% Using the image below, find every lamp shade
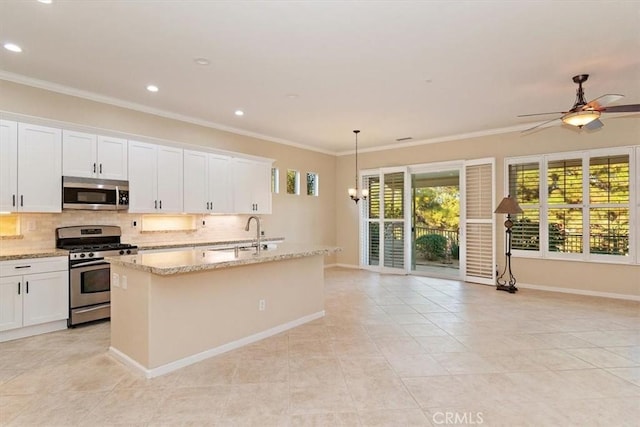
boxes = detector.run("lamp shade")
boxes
[561,110,601,127]
[495,195,523,214]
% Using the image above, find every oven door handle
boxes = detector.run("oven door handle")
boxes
[71,260,110,268]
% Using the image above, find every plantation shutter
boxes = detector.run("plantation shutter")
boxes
[463,159,495,285]
[382,172,405,269]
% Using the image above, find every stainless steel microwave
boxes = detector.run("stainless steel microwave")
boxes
[62,176,129,211]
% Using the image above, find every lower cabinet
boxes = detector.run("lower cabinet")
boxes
[0,257,68,335]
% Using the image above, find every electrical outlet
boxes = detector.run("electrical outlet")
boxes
[258,299,266,311]
[112,273,120,287]
[121,275,128,290]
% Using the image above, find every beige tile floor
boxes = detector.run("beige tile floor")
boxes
[1,267,639,426]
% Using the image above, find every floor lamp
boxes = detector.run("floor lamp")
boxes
[495,195,523,293]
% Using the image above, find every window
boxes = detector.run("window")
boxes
[271,168,279,194]
[506,148,636,263]
[286,169,300,195]
[306,172,319,196]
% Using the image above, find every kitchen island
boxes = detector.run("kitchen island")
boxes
[106,243,339,377]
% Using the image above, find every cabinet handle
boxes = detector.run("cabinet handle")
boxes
[99,163,103,174]
[206,202,209,210]
[14,265,31,269]
[12,194,15,207]
[20,195,23,207]
[18,282,20,295]
[26,281,29,294]
[93,162,96,173]
[210,202,213,211]
[159,200,162,209]
[154,200,157,209]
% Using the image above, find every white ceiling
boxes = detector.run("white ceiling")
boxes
[1,1,639,154]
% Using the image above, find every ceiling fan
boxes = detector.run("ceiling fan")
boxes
[519,74,640,132]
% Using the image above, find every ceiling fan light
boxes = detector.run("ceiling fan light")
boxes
[562,110,601,127]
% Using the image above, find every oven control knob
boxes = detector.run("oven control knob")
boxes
[80,253,86,258]
[126,249,132,254]
[119,250,125,255]
[88,252,94,258]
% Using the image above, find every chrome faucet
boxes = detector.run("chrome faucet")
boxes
[245,215,261,254]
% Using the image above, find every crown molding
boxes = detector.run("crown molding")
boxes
[0,71,336,156]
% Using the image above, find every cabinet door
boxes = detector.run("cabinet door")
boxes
[128,140,158,212]
[97,136,128,180]
[22,271,68,327]
[62,130,97,178]
[232,158,255,214]
[0,120,18,212]
[0,276,22,332]
[251,161,272,214]
[208,154,232,213]
[183,150,208,213]
[17,123,62,212]
[157,146,183,213]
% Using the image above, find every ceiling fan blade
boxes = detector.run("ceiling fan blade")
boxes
[521,117,561,133]
[517,111,566,117]
[584,118,604,131]
[584,94,624,110]
[602,104,640,113]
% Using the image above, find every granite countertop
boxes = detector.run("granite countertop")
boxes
[137,237,285,251]
[0,248,69,261]
[106,242,341,276]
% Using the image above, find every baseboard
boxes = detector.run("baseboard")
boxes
[109,310,325,378]
[330,263,360,269]
[517,282,640,302]
[0,320,68,343]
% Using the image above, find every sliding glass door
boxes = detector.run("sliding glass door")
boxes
[410,168,461,279]
[360,159,495,285]
[361,168,408,273]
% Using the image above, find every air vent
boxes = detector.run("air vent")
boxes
[396,137,413,142]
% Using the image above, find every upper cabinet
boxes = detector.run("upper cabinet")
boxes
[128,141,183,213]
[0,120,62,213]
[62,130,127,180]
[232,158,272,214]
[183,150,232,214]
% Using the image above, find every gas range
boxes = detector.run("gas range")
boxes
[55,225,138,327]
[66,243,137,261]
[56,225,138,261]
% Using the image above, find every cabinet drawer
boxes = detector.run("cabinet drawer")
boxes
[0,257,68,277]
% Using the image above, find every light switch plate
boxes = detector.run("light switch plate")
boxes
[112,273,120,287]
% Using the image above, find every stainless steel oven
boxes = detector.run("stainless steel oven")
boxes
[69,259,111,323]
[56,225,137,327]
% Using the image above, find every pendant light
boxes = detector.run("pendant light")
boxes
[348,130,368,203]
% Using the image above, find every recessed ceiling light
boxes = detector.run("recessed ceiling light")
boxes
[3,43,22,53]
[234,110,244,116]
[194,57,210,66]
[37,0,53,4]
[286,94,299,99]
[146,85,159,93]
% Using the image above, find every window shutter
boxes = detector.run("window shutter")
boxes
[464,161,495,284]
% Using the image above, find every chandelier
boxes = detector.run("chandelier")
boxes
[347,130,368,203]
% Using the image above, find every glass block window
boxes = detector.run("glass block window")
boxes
[306,172,319,196]
[286,169,300,195]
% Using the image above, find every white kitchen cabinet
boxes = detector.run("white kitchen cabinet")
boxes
[63,130,127,180]
[128,141,183,213]
[0,122,62,213]
[0,257,68,335]
[0,276,22,331]
[232,158,272,214]
[183,150,232,213]
[0,120,18,212]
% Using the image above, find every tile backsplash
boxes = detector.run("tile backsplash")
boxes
[0,212,264,250]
